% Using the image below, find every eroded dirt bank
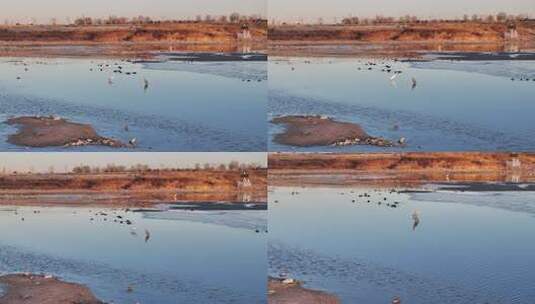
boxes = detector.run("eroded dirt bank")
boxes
[0,22,267,57]
[269,22,535,43]
[0,274,103,304]
[268,21,535,57]
[0,169,267,206]
[0,22,266,44]
[269,152,535,186]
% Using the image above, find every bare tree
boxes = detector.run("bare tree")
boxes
[229,13,241,23]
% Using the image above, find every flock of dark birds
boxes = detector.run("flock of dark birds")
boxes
[13,208,152,243]
[511,76,535,81]
[280,58,535,88]
[12,59,151,92]
[90,61,150,91]
[273,188,421,231]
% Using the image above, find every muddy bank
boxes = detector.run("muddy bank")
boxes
[5,116,124,148]
[0,191,267,207]
[268,41,535,58]
[268,277,339,304]
[0,43,267,59]
[272,115,394,147]
[0,274,103,304]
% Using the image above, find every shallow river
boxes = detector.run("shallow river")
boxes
[0,205,267,303]
[269,185,535,304]
[0,54,267,151]
[269,56,535,152]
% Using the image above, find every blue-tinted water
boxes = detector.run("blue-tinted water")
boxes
[0,56,267,151]
[269,185,535,304]
[269,56,535,152]
[0,206,267,303]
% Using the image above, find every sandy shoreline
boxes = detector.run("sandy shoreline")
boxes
[0,274,103,304]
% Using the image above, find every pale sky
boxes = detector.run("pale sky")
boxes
[269,0,535,23]
[1,0,266,24]
[0,153,267,173]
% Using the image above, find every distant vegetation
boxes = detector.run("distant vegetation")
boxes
[339,12,532,26]
[0,161,265,175]
[3,13,266,27]
[272,12,533,26]
[69,161,264,174]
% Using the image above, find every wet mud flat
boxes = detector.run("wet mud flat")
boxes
[271,115,395,147]
[268,277,339,304]
[5,116,124,148]
[0,274,103,304]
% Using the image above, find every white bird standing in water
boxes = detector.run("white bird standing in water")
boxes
[129,138,137,147]
[411,77,417,89]
[108,75,114,85]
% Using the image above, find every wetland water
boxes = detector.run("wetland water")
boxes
[0,54,267,151]
[269,185,535,304]
[0,204,267,303]
[269,55,535,152]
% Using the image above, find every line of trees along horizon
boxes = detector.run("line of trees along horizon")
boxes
[3,13,267,26]
[270,12,533,26]
[0,161,266,175]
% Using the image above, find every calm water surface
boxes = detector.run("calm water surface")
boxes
[269,56,535,152]
[0,205,267,303]
[269,185,535,304]
[0,55,267,151]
